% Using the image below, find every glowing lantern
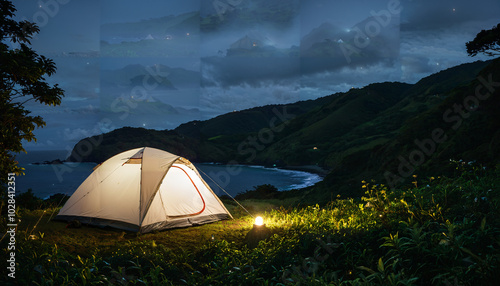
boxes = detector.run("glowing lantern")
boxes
[246,216,270,248]
[255,216,264,226]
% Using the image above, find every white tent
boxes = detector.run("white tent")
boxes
[56,147,232,233]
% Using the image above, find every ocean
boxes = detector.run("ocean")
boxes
[14,150,322,199]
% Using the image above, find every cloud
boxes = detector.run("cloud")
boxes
[401,0,500,31]
[201,17,400,90]
[400,55,433,78]
[200,0,299,30]
[47,56,100,101]
[202,56,300,88]
[63,128,100,142]
[15,0,500,151]
[200,0,499,94]
[399,16,499,82]
[300,61,404,96]
[102,0,200,24]
[200,58,407,113]
[201,82,301,113]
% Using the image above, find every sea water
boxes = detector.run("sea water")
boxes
[15,150,96,199]
[196,164,322,196]
[13,150,322,199]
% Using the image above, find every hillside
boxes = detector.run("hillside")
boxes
[68,59,499,202]
[306,59,499,201]
[175,96,333,138]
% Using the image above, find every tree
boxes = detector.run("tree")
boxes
[0,0,64,185]
[466,23,500,57]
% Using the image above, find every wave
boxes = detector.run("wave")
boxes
[278,173,323,191]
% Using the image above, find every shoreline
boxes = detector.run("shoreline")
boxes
[279,165,330,178]
[199,162,329,178]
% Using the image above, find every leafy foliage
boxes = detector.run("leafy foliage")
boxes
[466,23,500,57]
[234,184,280,200]
[5,165,499,285]
[0,0,64,184]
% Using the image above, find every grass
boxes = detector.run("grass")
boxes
[2,162,500,285]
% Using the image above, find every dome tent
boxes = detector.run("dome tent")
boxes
[56,147,232,233]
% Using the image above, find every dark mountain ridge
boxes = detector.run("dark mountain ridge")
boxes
[67,59,499,202]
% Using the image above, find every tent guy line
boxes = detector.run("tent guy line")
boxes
[197,166,254,218]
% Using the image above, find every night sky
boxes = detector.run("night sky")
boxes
[9,0,500,151]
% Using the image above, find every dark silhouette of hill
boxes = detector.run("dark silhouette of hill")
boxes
[68,59,499,203]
